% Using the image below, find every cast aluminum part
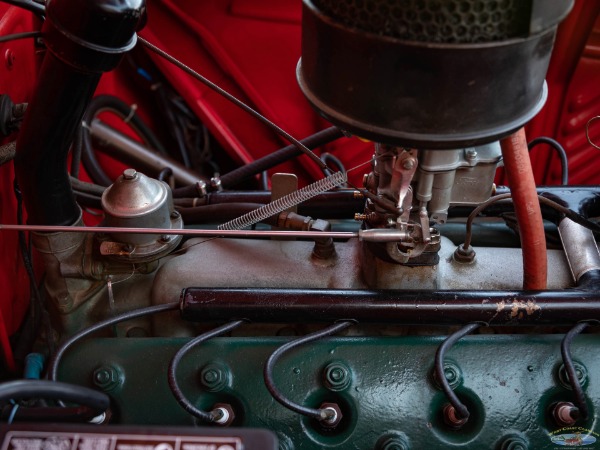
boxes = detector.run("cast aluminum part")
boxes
[150,236,573,335]
[558,218,600,282]
[362,143,501,261]
[416,143,503,224]
[100,169,183,262]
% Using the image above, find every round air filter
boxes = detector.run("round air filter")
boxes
[297,0,573,149]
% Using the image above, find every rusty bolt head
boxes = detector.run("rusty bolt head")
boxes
[442,404,468,429]
[319,402,343,428]
[453,244,476,264]
[552,402,580,427]
[212,403,235,426]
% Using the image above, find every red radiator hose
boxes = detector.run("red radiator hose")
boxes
[500,128,548,289]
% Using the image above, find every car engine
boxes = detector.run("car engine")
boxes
[0,0,599,449]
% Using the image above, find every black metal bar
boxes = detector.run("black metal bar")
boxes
[180,288,600,326]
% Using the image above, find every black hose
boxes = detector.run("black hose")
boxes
[0,0,45,18]
[158,167,173,182]
[168,321,245,422]
[560,322,592,420]
[73,190,102,210]
[80,95,169,186]
[69,177,105,196]
[177,203,277,225]
[70,123,83,179]
[528,137,569,186]
[1,404,99,422]
[0,380,109,416]
[321,152,347,175]
[218,127,344,189]
[171,127,344,197]
[263,321,353,421]
[47,302,179,382]
[434,323,481,420]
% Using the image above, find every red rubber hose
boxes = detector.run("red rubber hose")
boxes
[500,128,548,290]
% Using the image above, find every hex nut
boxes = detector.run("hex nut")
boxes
[558,362,587,390]
[323,362,351,391]
[376,433,410,450]
[453,244,476,264]
[92,365,124,392]
[200,363,230,392]
[432,363,462,390]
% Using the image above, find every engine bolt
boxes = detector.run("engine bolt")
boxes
[453,244,476,264]
[465,149,478,160]
[376,433,410,450]
[200,363,230,392]
[92,365,124,392]
[558,362,587,390]
[402,158,415,170]
[552,401,580,427]
[432,363,462,390]
[122,168,137,180]
[159,234,172,243]
[276,433,295,450]
[442,403,468,429]
[499,435,529,450]
[323,362,351,391]
[170,210,180,219]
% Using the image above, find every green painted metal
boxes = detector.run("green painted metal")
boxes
[58,335,600,449]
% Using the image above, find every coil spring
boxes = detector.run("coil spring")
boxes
[218,171,348,231]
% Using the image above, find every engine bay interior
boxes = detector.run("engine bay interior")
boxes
[0,0,599,449]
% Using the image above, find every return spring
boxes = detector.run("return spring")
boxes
[218,171,348,230]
